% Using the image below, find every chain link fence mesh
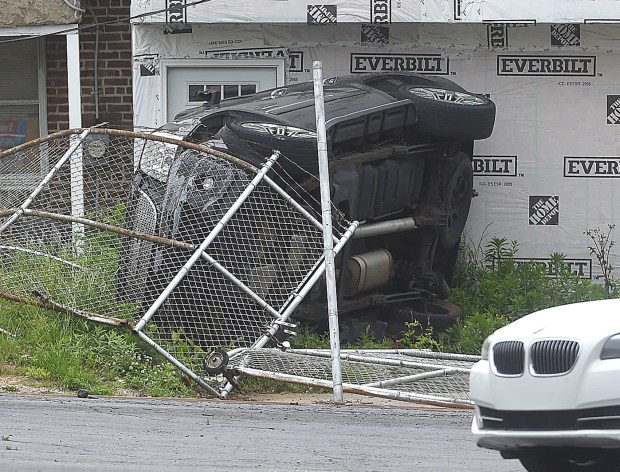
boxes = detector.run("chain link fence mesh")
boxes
[0,128,350,372]
[230,348,476,406]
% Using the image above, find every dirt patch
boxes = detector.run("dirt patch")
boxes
[0,374,143,398]
[233,390,461,409]
[0,374,68,396]
[0,374,460,410]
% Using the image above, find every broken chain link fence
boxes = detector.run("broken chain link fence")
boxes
[0,128,476,406]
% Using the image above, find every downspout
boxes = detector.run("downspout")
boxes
[85,4,100,120]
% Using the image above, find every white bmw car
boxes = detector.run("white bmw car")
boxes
[470,298,620,472]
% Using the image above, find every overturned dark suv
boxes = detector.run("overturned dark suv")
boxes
[120,72,495,343]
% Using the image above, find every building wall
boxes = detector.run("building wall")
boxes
[46,37,70,132]
[46,0,133,132]
[0,0,82,26]
[132,22,620,281]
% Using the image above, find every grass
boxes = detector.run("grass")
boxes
[0,301,194,397]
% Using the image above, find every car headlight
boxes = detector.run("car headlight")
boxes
[139,133,183,182]
[183,153,240,212]
[601,333,620,359]
[481,336,491,360]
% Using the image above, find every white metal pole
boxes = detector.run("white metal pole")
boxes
[66,31,84,252]
[312,61,344,404]
[66,32,82,129]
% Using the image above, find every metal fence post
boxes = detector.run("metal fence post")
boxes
[313,61,344,404]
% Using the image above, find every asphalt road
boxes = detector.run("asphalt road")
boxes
[0,395,524,472]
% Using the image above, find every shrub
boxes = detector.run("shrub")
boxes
[443,232,617,354]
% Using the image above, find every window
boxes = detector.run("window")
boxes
[0,36,46,202]
[187,83,258,103]
[0,37,44,152]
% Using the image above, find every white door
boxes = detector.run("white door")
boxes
[164,60,285,122]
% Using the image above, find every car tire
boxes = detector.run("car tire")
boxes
[411,298,465,331]
[518,448,620,472]
[223,121,321,175]
[432,243,459,285]
[439,152,473,249]
[397,86,496,140]
[384,298,465,336]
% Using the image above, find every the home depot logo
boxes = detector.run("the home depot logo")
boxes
[473,155,517,176]
[551,24,580,47]
[361,24,390,44]
[136,55,159,76]
[370,0,391,23]
[529,196,559,225]
[487,24,508,49]
[166,0,186,24]
[564,157,620,177]
[497,55,596,76]
[607,95,620,124]
[351,53,449,74]
[308,5,337,24]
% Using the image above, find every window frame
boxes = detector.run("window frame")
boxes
[0,36,47,142]
[0,35,48,189]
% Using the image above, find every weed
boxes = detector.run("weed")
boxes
[439,309,511,355]
[0,301,195,397]
[24,366,50,380]
[235,375,330,396]
[484,236,519,268]
[0,214,618,396]
[291,326,331,349]
[585,224,616,295]
[397,321,442,351]
[349,325,392,349]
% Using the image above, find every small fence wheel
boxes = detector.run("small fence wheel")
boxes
[203,348,229,375]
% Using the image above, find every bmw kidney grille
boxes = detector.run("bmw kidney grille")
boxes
[492,339,580,376]
[530,340,580,375]
[493,341,525,375]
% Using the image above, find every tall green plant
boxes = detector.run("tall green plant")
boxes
[484,236,519,268]
[445,234,611,354]
[585,224,616,295]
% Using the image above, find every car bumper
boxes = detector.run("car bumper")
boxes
[470,357,620,452]
[470,357,620,411]
[471,415,620,451]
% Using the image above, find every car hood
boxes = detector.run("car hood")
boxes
[490,298,620,343]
